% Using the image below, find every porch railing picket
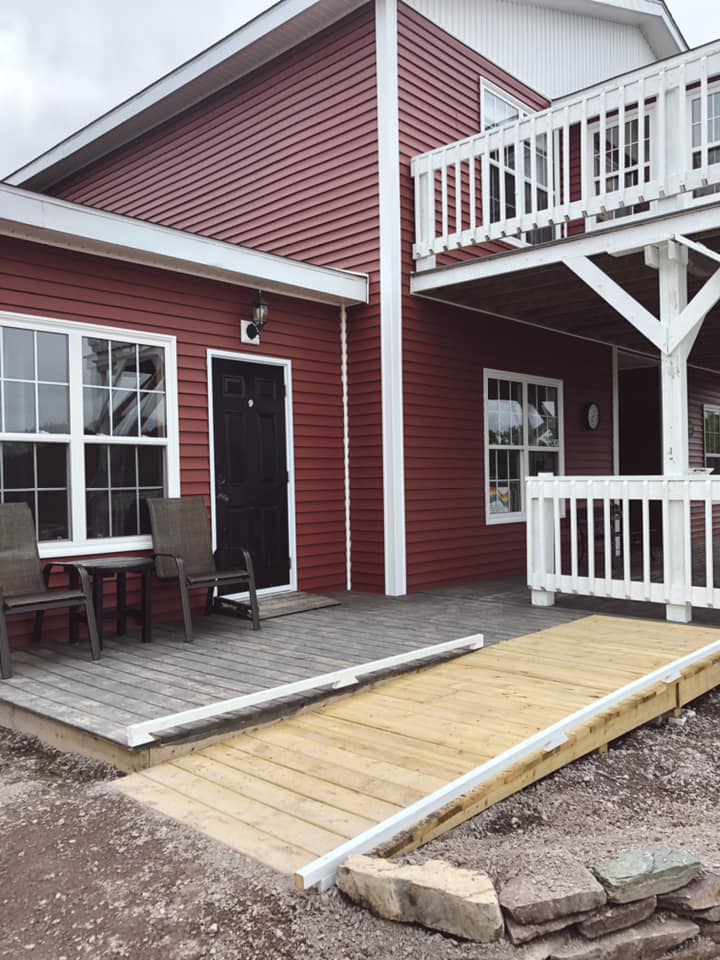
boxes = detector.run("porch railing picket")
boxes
[411,40,720,263]
[527,474,720,615]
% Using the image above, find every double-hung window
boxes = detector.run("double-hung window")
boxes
[485,370,563,523]
[0,312,179,556]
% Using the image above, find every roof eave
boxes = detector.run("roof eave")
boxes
[0,184,369,307]
[5,0,366,192]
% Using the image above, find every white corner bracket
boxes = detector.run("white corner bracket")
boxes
[125,633,484,748]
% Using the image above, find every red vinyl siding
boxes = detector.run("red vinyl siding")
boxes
[398,2,549,268]
[51,5,386,592]
[0,236,348,642]
[398,4,611,590]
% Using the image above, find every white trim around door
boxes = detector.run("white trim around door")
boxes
[206,349,298,597]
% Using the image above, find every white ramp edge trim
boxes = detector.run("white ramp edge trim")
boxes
[295,633,720,892]
[125,633,484,747]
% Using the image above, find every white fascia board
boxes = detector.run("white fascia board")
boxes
[522,0,685,56]
[410,200,720,295]
[0,184,368,307]
[6,0,365,190]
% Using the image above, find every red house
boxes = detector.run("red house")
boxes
[3,0,720,632]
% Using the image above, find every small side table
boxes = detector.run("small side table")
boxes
[79,557,155,646]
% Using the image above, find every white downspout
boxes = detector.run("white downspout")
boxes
[341,305,352,592]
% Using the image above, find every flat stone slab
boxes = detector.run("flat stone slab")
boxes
[592,848,701,904]
[507,909,595,945]
[577,897,656,940]
[658,873,720,913]
[337,855,504,943]
[500,851,606,925]
[550,917,699,959]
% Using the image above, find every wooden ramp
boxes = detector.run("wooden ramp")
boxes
[115,616,720,886]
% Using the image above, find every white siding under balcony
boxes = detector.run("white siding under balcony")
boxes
[405,0,656,97]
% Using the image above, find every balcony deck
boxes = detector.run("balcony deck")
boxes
[412,38,720,268]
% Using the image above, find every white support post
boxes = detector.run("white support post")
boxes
[530,473,556,607]
[658,242,692,623]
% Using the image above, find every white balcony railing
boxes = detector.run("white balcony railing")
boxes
[527,473,720,615]
[412,41,720,263]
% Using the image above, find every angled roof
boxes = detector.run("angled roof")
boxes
[0,183,369,306]
[7,0,686,192]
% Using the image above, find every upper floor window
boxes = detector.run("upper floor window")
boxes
[589,112,652,224]
[705,406,720,473]
[485,370,564,524]
[691,86,720,199]
[0,313,179,555]
[480,80,555,245]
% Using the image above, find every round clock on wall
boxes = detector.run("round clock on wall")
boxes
[584,402,600,431]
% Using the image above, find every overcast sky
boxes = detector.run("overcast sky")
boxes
[1,0,720,179]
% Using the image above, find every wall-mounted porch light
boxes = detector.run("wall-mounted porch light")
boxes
[242,292,269,344]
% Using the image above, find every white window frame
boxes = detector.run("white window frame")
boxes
[480,79,530,134]
[484,368,564,526]
[703,404,720,473]
[585,106,657,232]
[0,310,180,558]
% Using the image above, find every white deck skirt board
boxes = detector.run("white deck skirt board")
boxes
[0,184,368,307]
[125,633,485,747]
[295,633,720,891]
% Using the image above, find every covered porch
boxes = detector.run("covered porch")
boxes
[411,199,720,624]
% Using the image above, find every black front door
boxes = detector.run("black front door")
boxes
[212,357,290,590]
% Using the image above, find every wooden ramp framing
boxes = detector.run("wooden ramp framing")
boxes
[115,616,720,889]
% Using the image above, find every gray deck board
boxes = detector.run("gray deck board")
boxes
[2,578,696,750]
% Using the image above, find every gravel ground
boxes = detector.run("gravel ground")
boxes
[2,688,720,960]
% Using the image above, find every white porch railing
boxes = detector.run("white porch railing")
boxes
[527,473,720,615]
[412,41,720,262]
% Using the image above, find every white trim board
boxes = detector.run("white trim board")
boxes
[0,184,368,307]
[376,0,407,597]
[296,632,720,891]
[126,632,484,747]
[206,349,298,598]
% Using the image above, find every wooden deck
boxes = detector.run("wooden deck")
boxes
[116,614,720,885]
[0,580,590,765]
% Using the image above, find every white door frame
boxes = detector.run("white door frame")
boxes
[206,349,298,597]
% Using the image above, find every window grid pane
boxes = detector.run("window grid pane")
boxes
[83,336,166,438]
[0,328,69,434]
[85,443,165,538]
[0,441,69,541]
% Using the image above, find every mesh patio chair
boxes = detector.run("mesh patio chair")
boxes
[147,496,260,642]
[0,502,100,679]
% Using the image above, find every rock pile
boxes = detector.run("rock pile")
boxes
[337,846,720,958]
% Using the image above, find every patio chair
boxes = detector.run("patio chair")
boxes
[0,502,100,679]
[147,496,260,642]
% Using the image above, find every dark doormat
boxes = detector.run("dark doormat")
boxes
[256,591,340,620]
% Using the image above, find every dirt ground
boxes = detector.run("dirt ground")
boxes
[2,689,720,960]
